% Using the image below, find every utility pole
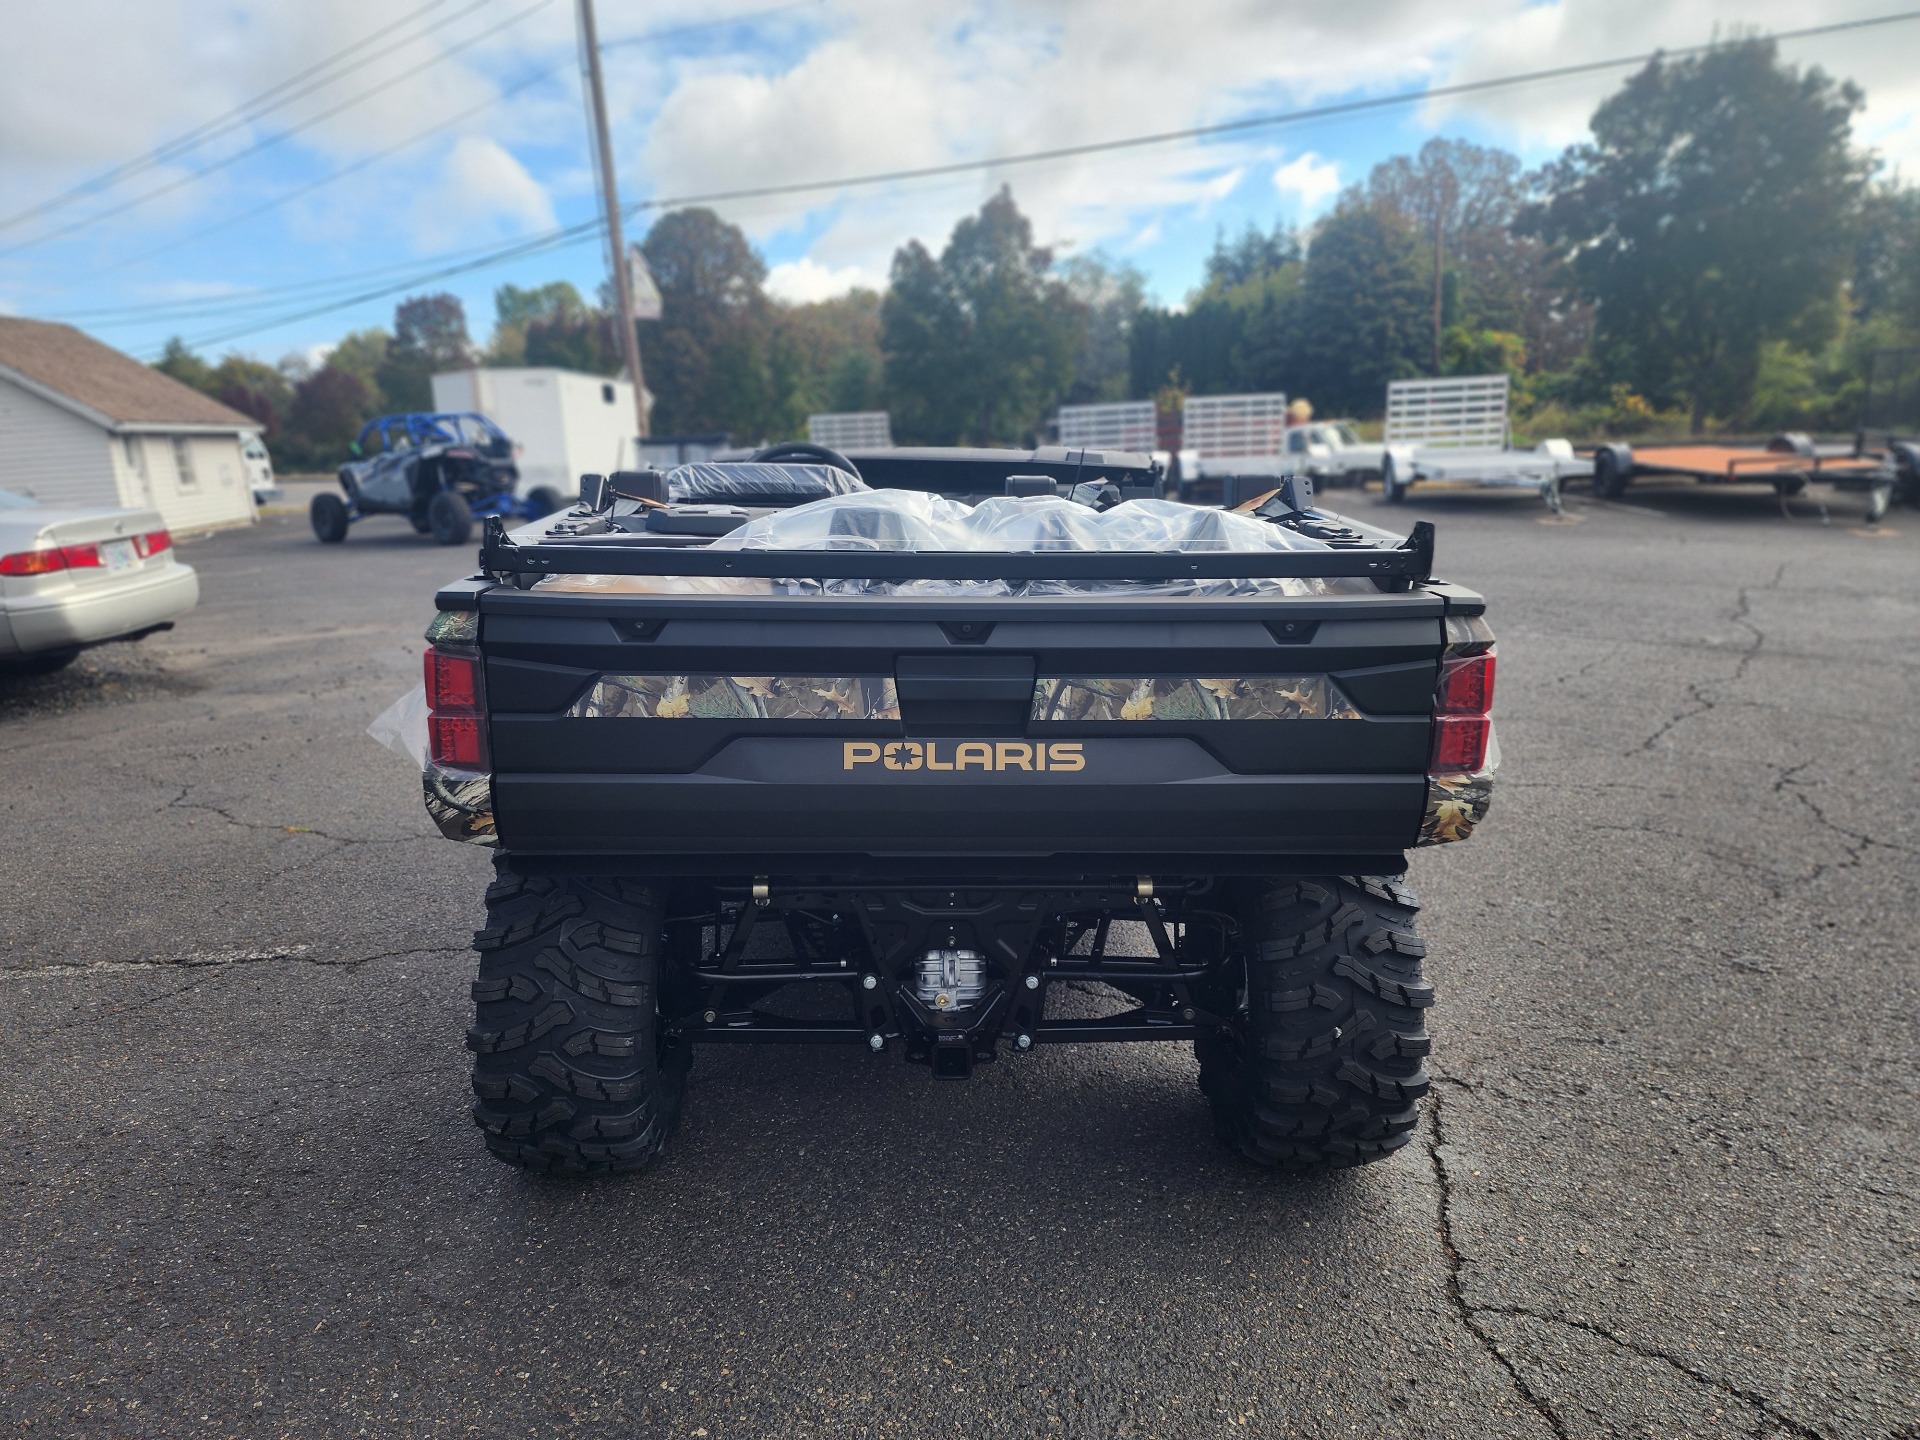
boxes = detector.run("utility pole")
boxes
[1430,202,1445,378]
[577,0,648,440]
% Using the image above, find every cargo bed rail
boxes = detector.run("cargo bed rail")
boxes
[477,516,1436,585]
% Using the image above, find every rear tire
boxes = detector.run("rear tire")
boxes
[310,491,349,543]
[1379,456,1408,504]
[428,490,473,546]
[526,485,566,517]
[468,863,690,1177]
[1592,446,1629,500]
[1197,876,1431,1169]
[3,649,79,676]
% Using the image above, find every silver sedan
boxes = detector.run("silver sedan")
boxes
[0,487,199,673]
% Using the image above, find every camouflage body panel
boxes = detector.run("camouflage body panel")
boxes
[1419,770,1493,846]
[424,764,497,846]
[1445,615,1495,653]
[572,675,901,721]
[1030,676,1362,722]
[426,610,478,647]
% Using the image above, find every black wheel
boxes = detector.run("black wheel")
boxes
[525,485,566,517]
[428,490,473,546]
[1592,446,1629,500]
[310,491,349,543]
[468,863,690,1177]
[1196,876,1431,1169]
[1891,443,1920,508]
[1379,456,1408,504]
[3,649,79,676]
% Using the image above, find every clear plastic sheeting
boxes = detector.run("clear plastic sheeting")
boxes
[368,683,429,768]
[672,490,1370,597]
[664,462,867,507]
[712,490,1330,552]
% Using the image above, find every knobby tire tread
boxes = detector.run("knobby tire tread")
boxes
[1197,875,1431,1169]
[467,861,688,1176]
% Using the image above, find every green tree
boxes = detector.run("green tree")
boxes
[1287,204,1429,415]
[375,293,472,413]
[882,187,1084,444]
[1359,137,1582,374]
[639,208,778,438]
[1524,39,1871,431]
[1059,252,1146,404]
[209,354,291,437]
[325,329,389,396]
[484,281,621,372]
[153,337,213,392]
[772,288,886,430]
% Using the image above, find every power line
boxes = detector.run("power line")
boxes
[90,68,562,282]
[0,0,470,236]
[0,0,556,257]
[81,0,828,285]
[141,5,1920,352]
[604,7,1920,215]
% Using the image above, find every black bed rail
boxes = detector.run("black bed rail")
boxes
[478,516,1436,584]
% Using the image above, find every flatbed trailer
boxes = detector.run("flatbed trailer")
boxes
[1590,434,1917,520]
[1378,376,1589,514]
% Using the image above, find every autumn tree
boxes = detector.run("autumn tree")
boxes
[375,293,472,412]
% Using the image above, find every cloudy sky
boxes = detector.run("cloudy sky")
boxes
[2,0,1916,367]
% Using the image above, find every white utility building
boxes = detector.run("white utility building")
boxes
[432,367,647,496]
[0,317,260,534]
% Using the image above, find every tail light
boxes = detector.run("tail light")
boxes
[134,529,172,558]
[0,543,101,575]
[425,645,486,769]
[1430,617,1495,775]
[1436,652,1494,714]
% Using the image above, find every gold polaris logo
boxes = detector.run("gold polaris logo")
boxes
[843,741,1084,773]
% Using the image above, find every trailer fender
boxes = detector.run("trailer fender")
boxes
[1592,443,1633,499]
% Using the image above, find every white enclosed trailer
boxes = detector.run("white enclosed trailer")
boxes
[431,367,641,498]
[1381,374,1588,511]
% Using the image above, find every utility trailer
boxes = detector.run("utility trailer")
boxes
[410,448,1499,1179]
[1380,375,1590,512]
[1590,433,1917,521]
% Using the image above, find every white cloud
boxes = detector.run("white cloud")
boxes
[1423,1,1920,173]
[766,256,875,302]
[409,136,556,250]
[1272,152,1341,210]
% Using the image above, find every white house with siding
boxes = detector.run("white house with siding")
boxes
[0,317,260,534]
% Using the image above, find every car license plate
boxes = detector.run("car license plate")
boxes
[101,539,136,573]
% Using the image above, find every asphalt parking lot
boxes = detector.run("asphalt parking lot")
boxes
[2,481,1917,1439]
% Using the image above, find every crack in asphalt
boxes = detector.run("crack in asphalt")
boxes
[164,784,422,848]
[8,944,469,984]
[1427,1085,1835,1440]
[1425,1087,1572,1439]
[1637,564,1784,753]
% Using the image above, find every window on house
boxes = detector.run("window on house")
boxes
[602,383,616,404]
[171,437,199,492]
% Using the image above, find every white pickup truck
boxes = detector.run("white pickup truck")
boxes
[1279,421,1388,487]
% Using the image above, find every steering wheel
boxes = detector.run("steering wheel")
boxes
[750,441,862,480]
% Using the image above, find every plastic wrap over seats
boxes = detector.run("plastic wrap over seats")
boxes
[665,462,867,507]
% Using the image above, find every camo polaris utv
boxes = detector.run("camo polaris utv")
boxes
[417,444,1496,1175]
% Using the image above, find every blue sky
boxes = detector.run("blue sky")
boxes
[2,0,1916,370]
